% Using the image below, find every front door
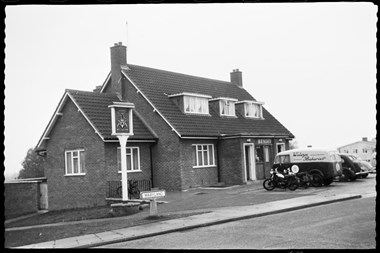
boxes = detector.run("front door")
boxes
[244,144,256,181]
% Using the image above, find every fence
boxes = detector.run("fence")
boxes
[106,180,152,199]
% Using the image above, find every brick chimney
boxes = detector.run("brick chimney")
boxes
[362,137,368,142]
[230,69,243,87]
[110,42,127,98]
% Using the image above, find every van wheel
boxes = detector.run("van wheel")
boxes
[324,178,333,186]
[310,173,323,187]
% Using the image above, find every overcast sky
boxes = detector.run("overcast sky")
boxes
[4,3,377,178]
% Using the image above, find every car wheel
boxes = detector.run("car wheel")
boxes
[362,173,369,178]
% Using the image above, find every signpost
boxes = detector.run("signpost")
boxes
[109,102,135,201]
[140,189,166,216]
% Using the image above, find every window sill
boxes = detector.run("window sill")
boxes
[184,112,211,116]
[245,116,265,120]
[193,165,217,169]
[118,170,142,173]
[220,115,237,118]
[65,173,86,177]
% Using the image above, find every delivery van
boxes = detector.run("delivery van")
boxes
[272,148,343,186]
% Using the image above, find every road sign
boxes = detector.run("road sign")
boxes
[140,190,166,200]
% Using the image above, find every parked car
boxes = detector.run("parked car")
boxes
[338,153,368,181]
[273,148,343,187]
[347,154,375,175]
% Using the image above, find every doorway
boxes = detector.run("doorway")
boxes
[244,143,256,181]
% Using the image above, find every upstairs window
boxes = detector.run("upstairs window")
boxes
[184,96,209,114]
[245,102,263,118]
[236,100,264,119]
[169,92,211,115]
[65,149,85,176]
[221,100,235,116]
[209,97,237,117]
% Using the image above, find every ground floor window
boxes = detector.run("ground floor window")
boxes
[255,146,264,162]
[65,149,85,175]
[276,143,285,153]
[117,147,141,172]
[192,144,215,167]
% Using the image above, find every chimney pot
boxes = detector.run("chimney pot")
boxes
[362,137,368,142]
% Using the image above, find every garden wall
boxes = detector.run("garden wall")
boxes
[4,181,40,219]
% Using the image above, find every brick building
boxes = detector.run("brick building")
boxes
[36,42,294,211]
[337,137,376,162]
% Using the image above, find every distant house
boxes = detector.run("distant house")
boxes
[337,137,376,162]
[36,42,294,211]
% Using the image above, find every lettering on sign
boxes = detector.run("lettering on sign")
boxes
[258,139,272,145]
[292,152,327,162]
[140,190,166,199]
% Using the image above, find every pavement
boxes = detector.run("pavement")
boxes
[10,179,371,249]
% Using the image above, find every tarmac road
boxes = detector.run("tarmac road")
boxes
[100,196,376,249]
[14,174,376,248]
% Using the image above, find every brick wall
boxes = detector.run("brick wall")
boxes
[4,182,39,219]
[104,142,153,183]
[180,139,219,189]
[122,77,183,191]
[46,99,107,211]
[218,138,245,185]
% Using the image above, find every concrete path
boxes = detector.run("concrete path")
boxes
[15,193,362,249]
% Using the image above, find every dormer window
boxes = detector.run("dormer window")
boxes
[168,92,211,115]
[210,97,238,117]
[236,100,265,119]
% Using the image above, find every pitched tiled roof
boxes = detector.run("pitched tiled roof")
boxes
[122,64,294,138]
[67,89,157,141]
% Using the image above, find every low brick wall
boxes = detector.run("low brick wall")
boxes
[4,181,39,219]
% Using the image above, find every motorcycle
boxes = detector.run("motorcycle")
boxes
[295,172,312,189]
[263,168,299,191]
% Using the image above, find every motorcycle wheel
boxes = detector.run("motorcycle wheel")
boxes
[310,173,323,187]
[263,179,275,191]
[287,178,299,191]
[301,180,310,189]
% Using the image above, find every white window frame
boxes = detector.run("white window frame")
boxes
[244,102,263,118]
[192,144,216,168]
[118,147,141,173]
[184,95,210,115]
[220,99,236,116]
[65,149,85,176]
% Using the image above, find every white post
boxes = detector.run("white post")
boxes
[118,135,129,201]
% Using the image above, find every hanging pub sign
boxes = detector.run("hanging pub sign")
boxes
[109,102,135,136]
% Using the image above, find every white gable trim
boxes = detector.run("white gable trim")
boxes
[99,72,111,93]
[36,91,105,149]
[122,71,182,137]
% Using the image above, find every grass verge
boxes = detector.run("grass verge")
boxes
[5,205,209,248]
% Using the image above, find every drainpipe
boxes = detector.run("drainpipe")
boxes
[149,143,155,188]
[216,137,221,183]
